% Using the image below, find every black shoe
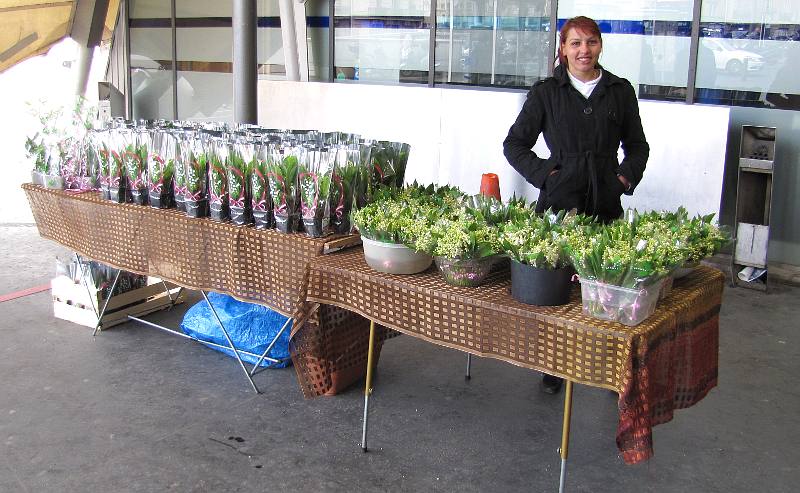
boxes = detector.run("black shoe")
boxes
[541,374,563,394]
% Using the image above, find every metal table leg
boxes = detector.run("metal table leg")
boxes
[201,290,260,394]
[249,315,293,375]
[361,320,377,452]
[559,379,574,493]
[465,353,472,381]
[77,256,122,337]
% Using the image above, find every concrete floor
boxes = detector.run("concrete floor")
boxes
[1,225,798,492]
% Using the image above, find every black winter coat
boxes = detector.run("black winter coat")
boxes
[503,64,649,222]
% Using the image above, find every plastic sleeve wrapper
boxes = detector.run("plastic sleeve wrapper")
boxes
[298,146,335,237]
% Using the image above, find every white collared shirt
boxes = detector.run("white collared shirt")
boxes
[567,69,602,99]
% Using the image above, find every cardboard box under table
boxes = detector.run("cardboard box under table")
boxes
[23,184,387,394]
[300,246,724,478]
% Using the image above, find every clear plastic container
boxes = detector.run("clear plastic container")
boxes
[362,237,433,275]
[658,275,674,300]
[579,278,665,326]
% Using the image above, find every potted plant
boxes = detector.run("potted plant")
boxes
[25,133,48,185]
[299,146,335,237]
[330,156,359,234]
[370,141,410,189]
[173,131,190,212]
[107,144,126,202]
[124,135,148,205]
[563,210,686,325]
[267,146,301,233]
[184,138,209,218]
[671,208,730,278]
[351,185,444,275]
[250,144,273,229]
[500,209,577,306]
[147,131,175,209]
[89,131,111,199]
[402,192,505,287]
[228,140,253,226]
[208,139,230,222]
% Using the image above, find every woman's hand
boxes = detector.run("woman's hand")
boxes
[617,174,631,192]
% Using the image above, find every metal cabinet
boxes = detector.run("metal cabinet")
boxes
[731,125,775,291]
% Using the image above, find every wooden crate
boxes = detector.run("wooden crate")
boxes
[51,276,185,330]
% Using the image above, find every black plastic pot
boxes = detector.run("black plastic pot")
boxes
[510,260,573,306]
[274,213,299,233]
[130,187,148,206]
[109,186,127,203]
[303,216,329,238]
[175,195,187,212]
[185,198,208,218]
[209,201,230,222]
[331,216,351,235]
[149,189,174,209]
[252,209,272,230]
[230,205,253,226]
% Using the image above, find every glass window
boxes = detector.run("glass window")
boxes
[257,0,287,80]
[334,1,432,84]
[435,0,551,88]
[557,1,694,101]
[306,0,331,81]
[696,0,800,109]
[129,0,174,120]
[175,0,233,122]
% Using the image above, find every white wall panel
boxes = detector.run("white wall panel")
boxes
[130,28,173,63]
[177,72,233,122]
[177,28,233,62]
[130,0,170,18]
[257,81,443,184]
[258,81,729,216]
[257,28,285,65]
[176,0,233,18]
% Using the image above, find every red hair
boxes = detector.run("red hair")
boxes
[557,16,602,66]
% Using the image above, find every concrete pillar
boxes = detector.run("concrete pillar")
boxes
[75,44,95,97]
[279,0,301,81]
[233,0,258,123]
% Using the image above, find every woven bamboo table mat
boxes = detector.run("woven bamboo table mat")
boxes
[303,246,724,463]
[23,184,364,316]
[23,184,385,397]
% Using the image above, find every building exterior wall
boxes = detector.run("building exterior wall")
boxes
[111,0,800,265]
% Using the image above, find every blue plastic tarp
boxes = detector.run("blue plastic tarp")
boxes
[180,292,292,368]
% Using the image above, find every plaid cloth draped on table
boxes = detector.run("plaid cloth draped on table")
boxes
[300,247,723,464]
[22,184,387,395]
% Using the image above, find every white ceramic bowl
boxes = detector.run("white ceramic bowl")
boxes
[362,237,432,275]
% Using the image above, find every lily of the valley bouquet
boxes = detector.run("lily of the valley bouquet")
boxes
[499,207,579,270]
[228,138,254,225]
[298,146,336,237]
[351,183,462,244]
[563,210,687,290]
[402,191,506,287]
[670,207,730,264]
[267,144,301,233]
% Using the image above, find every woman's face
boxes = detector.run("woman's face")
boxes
[562,28,602,76]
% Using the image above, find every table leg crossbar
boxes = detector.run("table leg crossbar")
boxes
[125,290,292,394]
[77,253,292,394]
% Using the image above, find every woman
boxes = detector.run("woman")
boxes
[503,16,649,393]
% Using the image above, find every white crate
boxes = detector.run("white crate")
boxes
[51,275,185,330]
